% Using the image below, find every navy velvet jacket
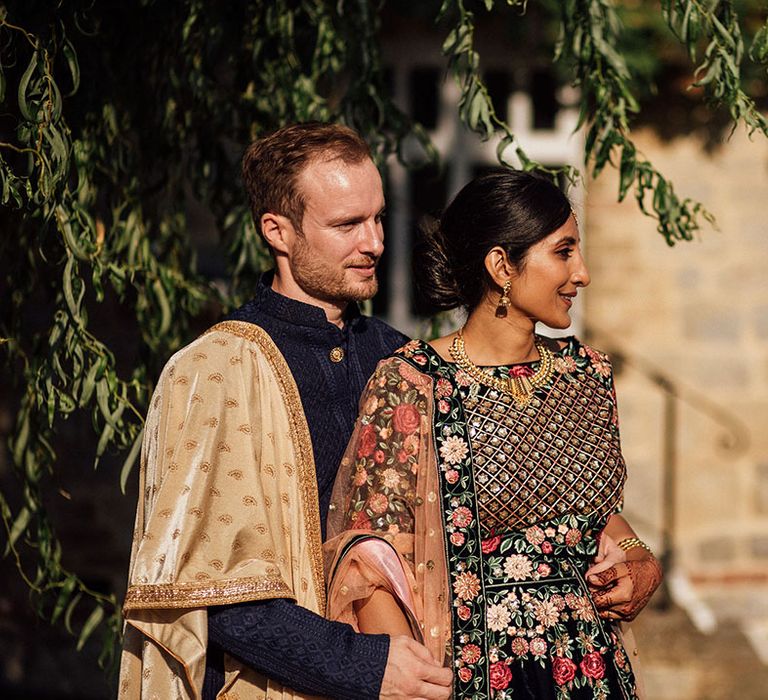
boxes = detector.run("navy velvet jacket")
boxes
[203,273,408,699]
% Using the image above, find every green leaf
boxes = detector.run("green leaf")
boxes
[64,592,82,634]
[51,575,78,623]
[11,410,30,467]
[618,143,636,200]
[749,23,768,63]
[6,506,31,552]
[62,255,84,323]
[152,279,172,336]
[120,428,144,494]
[61,38,81,96]
[76,605,104,651]
[55,205,91,261]
[17,47,39,122]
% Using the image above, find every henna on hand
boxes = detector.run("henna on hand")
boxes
[588,555,662,622]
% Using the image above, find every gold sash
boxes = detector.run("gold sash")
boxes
[119,321,325,699]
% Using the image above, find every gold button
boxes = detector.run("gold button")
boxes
[430,625,440,638]
[426,560,435,570]
[329,347,345,362]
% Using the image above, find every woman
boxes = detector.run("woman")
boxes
[325,170,661,699]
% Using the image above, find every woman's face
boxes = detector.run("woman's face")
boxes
[506,215,589,329]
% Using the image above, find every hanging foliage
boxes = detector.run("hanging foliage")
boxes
[1,0,766,671]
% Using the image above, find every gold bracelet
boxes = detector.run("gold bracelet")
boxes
[617,537,652,554]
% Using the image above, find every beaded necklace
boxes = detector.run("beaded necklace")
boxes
[449,329,555,408]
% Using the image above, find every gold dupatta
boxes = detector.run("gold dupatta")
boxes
[119,321,325,700]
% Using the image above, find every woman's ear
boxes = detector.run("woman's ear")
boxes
[483,246,516,289]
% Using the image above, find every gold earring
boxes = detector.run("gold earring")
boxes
[495,280,511,317]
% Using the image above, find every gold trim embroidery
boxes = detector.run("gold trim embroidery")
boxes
[124,575,292,610]
[210,321,326,614]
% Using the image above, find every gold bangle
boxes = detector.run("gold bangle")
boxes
[617,537,652,554]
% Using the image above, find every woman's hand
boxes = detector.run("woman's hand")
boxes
[585,533,626,580]
[586,524,663,622]
[587,555,663,622]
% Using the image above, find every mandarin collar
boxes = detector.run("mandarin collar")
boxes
[254,270,361,330]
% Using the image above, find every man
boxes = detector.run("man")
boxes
[119,123,453,699]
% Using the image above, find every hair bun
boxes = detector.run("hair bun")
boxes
[413,215,464,312]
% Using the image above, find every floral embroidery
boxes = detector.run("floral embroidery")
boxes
[389,339,637,699]
[580,652,606,680]
[453,571,481,601]
[462,644,483,664]
[504,554,534,581]
[487,603,512,631]
[439,435,469,464]
[451,506,474,527]
[489,661,513,690]
[553,656,578,686]
[392,403,421,434]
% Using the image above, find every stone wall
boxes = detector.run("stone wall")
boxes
[584,127,768,581]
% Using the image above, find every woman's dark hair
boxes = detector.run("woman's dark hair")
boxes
[414,169,572,312]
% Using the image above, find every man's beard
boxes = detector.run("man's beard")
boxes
[291,238,379,304]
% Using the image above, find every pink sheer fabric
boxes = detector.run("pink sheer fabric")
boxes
[324,353,452,662]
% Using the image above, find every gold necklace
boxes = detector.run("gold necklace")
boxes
[449,329,555,407]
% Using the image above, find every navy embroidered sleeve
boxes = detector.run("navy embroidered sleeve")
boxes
[205,598,389,699]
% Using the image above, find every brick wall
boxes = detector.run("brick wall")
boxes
[584,127,768,580]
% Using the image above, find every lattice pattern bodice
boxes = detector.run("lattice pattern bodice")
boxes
[461,367,625,533]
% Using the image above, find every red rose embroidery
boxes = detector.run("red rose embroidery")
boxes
[457,605,471,621]
[541,541,553,554]
[445,469,459,484]
[392,404,421,434]
[397,449,409,463]
[489,661,513,690]
[450,531,465,546]
[438,399,450,414]
[552,657,577,686]
[580,652,606,680]
[458,667,473,683]
[509,364,535,378]
[357,425,377,457]
[373,449,385,464]
[481,535,501,554]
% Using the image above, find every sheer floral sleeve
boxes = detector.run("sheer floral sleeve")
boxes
[324,355,451,661]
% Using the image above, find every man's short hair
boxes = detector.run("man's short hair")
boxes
[242,122,372,236]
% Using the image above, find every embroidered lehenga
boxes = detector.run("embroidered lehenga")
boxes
[325,337,640,699]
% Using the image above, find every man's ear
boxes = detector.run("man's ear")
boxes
[261,212,295,254]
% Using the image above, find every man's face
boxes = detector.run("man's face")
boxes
[287,156,385,305]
